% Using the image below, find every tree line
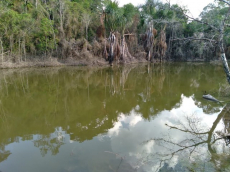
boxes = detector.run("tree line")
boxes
[0,0,229,62]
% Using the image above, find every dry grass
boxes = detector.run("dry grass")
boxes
[0,37,151,69]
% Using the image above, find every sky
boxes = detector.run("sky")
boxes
[118,0,215,18]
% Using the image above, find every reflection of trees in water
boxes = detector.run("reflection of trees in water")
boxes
[144,64,165,100]
[103,65,136,97]
[33,128,65,157]
[144,104,230,171]
[195,96,222,114]
[0,144,11,163]
[0,64,227,155]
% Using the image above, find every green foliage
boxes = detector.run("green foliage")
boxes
[34,18,56,51]
[123,3,136,22]
[184,21,200,37]
[199,3,230,48]
[0,0,229,61]
[225,27,230,45]
[137,1,188,35]
[104,0,120,31]
[104,1,137,35]
[0,0,104,56]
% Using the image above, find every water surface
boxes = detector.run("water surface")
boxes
[0,63,229,172]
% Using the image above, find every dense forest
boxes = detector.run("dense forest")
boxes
[0,0,230,65]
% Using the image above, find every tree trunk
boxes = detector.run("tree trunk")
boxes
[109,32,116,65]
[121,35,125,60]
[220,30,230,84]
[0,38,3,63]
[82,13,91,41]
[219,6,230,85]
[18,38,21,62]
[25,0,27,13]
[86,26,88,41]
[10,35,13,57]
[23,37,26,61]
[220,53,230,84]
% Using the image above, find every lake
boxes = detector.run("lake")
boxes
[0,63,229,172]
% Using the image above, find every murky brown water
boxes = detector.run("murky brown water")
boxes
[0,63,229,172]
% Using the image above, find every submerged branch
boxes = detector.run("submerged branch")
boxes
[165,123,210,135]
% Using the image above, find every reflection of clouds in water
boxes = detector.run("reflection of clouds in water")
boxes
[130,115,142,127]
[169,94,222,130]
[108,111,143,136]
[170,94,203,116]
[108,119,122,136]
[54,127,66,142]
[135,105,140,111]
[107,94,224,171]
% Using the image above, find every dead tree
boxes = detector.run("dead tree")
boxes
[108,32,115,65]
[121,34,125,60]
[124,33,137,55]
[120,33,136,62]
[108,32,120,66]
[143,22,157,61]
[157,25,167,61]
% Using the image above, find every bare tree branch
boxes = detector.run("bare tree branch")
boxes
[165,123,210,135]
[151,19,180,24]
[183,13,219,31]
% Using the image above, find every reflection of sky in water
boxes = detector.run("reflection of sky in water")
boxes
[106,94,225,171]
[0,94,227,172]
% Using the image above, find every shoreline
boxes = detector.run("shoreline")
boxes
[0,56,223,70]
[0,56,148,69]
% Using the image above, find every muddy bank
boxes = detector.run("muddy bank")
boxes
[0,55,224,69]
[0,55,149,69]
